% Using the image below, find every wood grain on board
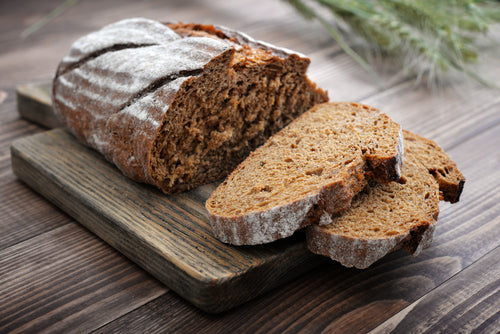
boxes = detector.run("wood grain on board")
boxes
[17,82,61,129]
[64,124,500,334]
[11,128,324,313]
[3,0,500,331]
[9,81,500,330]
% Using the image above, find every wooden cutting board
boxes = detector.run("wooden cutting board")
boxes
[12,82,325,313]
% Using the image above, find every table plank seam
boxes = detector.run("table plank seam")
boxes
[366,243,500,333]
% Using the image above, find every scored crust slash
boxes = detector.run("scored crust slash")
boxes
[52,18,327,193]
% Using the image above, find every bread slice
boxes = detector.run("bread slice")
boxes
[306,131,465,269]
[205,102,404,245]
[403,131,465,203]
[52,18,328,193]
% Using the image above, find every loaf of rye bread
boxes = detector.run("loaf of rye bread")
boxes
[307,130,465,269]
[205,102,404,245]
[52,18,328,193]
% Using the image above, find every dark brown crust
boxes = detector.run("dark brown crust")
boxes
[442,179,465,204]
[307,219,436,269]
[403,130,465,203]
[318,158,368,215]
[52,18,327,193]
[209,154,369,245]
[401,223,435,254]
[306,223,411,269]
[215,25,307,60]
[306,130,463,269]
[348,102,403,184]
[206,102,403,245]
[166,22,309,61]
[369,155,403,183]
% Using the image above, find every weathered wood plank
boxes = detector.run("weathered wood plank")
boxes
[17,82,60,129]
[0,223,167,334]
[10,66,500,319]
[369,246,500,334]
[80,124,500,333]
[0,86,68,250]
[10,129,325,313]
[0,179,70,251]
[1,86,45,160]
[362,81,500,151]
[0,0,341,88]
[3,0,500,331]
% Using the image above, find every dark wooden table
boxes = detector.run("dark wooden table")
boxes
[1,0,499,333]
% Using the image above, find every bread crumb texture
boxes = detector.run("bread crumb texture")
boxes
[206,102,403,245]
[306,130,464,269]
[52,18,328,193]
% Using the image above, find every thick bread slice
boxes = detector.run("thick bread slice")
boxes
[52,18,328,193]
[306,131,465,269]
[403,130,465,203]
[205,102,403,245]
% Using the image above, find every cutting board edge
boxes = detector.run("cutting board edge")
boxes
[17,81,62,129]
[10,131,324,313]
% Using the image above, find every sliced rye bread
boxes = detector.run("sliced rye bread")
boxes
[403,131,465,203]
[306,130,465,269]
[205,102,404,245]
[52,18,328,193]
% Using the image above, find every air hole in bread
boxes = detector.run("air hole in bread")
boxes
[306,168,323,176]
[261,185,272,192]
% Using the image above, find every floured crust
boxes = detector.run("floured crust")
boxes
[206,102,403,245]
[306,131,463,269]
[211,157,368,245]
[308,218,436,269]
[53,18,231,184]
[52,18,328,193]
[211,193,318,245]
[308,225,412,269]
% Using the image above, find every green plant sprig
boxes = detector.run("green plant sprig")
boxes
[286,0,500,87]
